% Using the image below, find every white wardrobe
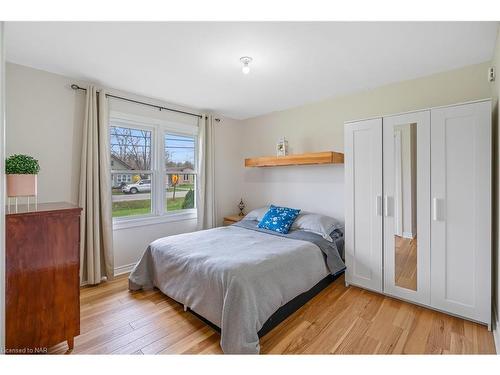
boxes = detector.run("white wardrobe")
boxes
[344,100,491,327]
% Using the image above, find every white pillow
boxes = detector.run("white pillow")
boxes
[242,206,270,222]
[291,212,342,242]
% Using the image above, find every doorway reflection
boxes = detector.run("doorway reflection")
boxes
[394,123,417,291]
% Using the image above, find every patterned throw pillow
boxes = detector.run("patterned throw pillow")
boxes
[258,205,301,234]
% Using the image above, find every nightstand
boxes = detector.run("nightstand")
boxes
[223,215,244,226]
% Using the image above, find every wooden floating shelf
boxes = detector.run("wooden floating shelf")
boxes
[245,151,344,167]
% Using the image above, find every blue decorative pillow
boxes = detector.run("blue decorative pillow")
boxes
[258,205,301,234]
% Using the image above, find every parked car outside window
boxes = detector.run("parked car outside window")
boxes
[121,179,151,194]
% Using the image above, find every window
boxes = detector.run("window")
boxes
[165,134,196,212]
[110,124,153,218]
[110,113,198,224]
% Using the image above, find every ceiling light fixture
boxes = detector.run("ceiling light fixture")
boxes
[240,56,253,75]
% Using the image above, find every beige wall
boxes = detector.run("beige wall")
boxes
[214,116,244,221]
[239,62,492,220]
[4,63,240,273]
[6,63,86,204]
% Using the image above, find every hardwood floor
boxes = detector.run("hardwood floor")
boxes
[48,273,496,355]
[395,235,417,291]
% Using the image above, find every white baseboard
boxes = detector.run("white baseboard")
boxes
[402,232,415,239]
[114,263,136,276]
[494,305,500,355]
[79,264,134,287]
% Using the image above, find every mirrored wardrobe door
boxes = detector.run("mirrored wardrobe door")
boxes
[382,110,431,306]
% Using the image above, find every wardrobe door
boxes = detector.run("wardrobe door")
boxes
[344,118,383,292]
[383,111,431,305]
[430,101,491,325]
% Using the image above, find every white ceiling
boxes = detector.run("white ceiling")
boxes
[5,22,498,119]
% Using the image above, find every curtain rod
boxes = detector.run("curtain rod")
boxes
[70,84,203,119]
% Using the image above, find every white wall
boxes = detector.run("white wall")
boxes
[0,21,5,354]
[5,63,242,274]
[239,62,492,222]
[112,219,198,274]
[214,116,244,222]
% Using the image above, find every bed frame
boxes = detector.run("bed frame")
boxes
[187,271,343,338]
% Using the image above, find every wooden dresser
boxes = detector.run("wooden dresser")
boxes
[6,202,82,354]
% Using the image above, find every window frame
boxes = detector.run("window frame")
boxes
[110,111,198,230]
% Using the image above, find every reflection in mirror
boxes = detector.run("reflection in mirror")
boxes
[394,123,417,291]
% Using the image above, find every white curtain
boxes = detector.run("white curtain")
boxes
[197,114,217,230]
[79,86,114,285]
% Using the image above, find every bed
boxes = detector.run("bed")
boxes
[128,218,345,354]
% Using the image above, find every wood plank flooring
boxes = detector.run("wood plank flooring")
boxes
[48,273,496,354]
[395,235,418,291]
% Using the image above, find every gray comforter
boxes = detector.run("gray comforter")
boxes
[128,220,345,354]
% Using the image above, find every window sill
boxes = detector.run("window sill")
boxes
[112,211,197,231]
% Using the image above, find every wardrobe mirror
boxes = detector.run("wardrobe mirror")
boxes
[394,123,417,291]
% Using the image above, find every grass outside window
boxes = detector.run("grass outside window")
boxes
[112,192,195,217]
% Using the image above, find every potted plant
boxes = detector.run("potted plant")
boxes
[6,154,40,197]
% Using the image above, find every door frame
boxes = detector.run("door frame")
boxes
[393,129,403,237]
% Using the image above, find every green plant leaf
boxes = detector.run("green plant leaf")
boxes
[5,154,40,174]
